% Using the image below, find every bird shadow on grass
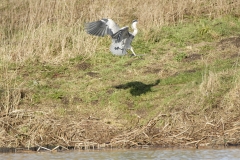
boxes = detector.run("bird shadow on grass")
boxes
[114,79,160,96]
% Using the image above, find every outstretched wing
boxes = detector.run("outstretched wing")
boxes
[85,19,120,37]
[112,27,131,43]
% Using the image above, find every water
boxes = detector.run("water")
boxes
[1,148,240,160]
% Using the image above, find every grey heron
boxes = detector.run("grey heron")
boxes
[85,19,138,56]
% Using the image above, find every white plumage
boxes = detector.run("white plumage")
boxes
[85,19,138,56]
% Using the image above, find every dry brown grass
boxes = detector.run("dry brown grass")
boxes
[1,106,238,149]
[221,74,240,112]
[0,109,121,149]
[1,0,239,63]
[199,71,221,97]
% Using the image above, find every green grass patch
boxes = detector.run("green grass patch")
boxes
[4,15,240,127]
[147,16,240,51]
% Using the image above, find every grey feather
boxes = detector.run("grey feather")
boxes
[85,19,138,56]
[112,27,131,43]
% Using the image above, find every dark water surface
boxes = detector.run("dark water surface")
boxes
[1,148,240,160]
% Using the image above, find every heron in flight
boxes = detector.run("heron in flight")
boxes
[85,19,138,56]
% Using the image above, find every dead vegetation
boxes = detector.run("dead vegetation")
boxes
[1,108,240,151]
[111,111,240,149]
[0,109,120,149]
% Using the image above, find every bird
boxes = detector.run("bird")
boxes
[85,19,138,56]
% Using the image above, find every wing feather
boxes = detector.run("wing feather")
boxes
[85,19,120,37]
[85,21,106,37]
[112,27,130,43]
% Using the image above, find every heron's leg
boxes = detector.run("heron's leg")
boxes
[130,47,136,56]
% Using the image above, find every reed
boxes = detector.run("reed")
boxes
[1,0,239,63]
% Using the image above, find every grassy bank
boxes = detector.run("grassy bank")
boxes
[0,0,240,149]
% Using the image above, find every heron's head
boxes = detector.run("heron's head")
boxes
[132,20,138,24]
[131,20,138,35]
[131,20,138,28]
